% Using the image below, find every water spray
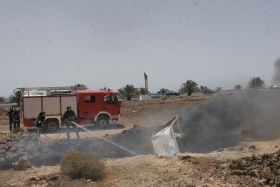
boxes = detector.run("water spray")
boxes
[71,121,138,156]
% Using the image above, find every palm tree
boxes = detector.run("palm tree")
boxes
[234,84,242,90]
[9,90,22,106]
[139,87,148,95]
[72,83,88,90]
[157,88,170,95]
[179,80,198,96]
[216,87,222,92]
[118,84,138,100]
[200,86,214,94]
[248,77,265,89]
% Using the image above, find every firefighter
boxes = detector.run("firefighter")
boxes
[62,106,80,139]
[12,108,20,130]
[36,111,46,129]
[6,107,14,132]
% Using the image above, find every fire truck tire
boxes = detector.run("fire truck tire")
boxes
[97,115,109,127]
[46,119,59,131]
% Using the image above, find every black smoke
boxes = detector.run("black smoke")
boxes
[179,90,280,152]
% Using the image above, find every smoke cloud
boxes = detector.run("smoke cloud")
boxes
[179,90,280,152]
[273,59,280,85]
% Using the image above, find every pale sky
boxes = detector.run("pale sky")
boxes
[0,0,280,97]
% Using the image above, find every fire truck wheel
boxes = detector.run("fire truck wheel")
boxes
[97,115,109,127]
[46,119,59,131]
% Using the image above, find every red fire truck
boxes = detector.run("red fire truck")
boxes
[19,87,121,129]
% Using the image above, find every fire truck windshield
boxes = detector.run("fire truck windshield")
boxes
[104,95,117,104]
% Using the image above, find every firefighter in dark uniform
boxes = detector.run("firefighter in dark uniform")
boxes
[62,106,80,139]
[35,111,46,137]
[6,107,14,132]
[36,111,46,129]
[12,108,20,130]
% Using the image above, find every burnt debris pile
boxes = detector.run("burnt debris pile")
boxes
[179,90,280,152]
[229,150,280,186]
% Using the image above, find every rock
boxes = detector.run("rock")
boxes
[178,155,193,161]
[259,178,267,184]
[0,140,7,144]
[232,169,246,175]
[248,145,256,150]
[0,149,5,155]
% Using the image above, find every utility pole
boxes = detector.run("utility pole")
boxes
[144,72,148,94]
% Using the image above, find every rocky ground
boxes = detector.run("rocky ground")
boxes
[0,96,280,186]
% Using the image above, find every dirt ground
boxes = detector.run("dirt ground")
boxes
[0,96,280,186]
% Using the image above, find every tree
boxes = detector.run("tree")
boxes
[200,86,205,93]
[179,80,199,96]
[72,84,88,90]
[0,97,4,103]
[234,84,242,90]
[248,77,265,89]
[118,84,138,100]
[157,88,170,95]
[216,87,222,92]
[200,86,214,94]
[10,90,22,105]
[139,87,148,95]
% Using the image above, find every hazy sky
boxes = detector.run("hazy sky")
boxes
[0,0,280,96]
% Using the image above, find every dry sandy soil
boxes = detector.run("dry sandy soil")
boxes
[0,96,280,186]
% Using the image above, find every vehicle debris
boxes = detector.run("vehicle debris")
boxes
[152,116,183,156]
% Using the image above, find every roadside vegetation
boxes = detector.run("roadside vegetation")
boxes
[179,80,199,96]
[9,90,22,105]
[118,84,139,100]
[248,77,265,89]
[234,84,242,90]
[5,76,268,104]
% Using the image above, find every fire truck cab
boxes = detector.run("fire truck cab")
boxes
[20,87,121,129]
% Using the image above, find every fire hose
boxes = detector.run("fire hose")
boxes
[36,126,64,140]
[36,121,138,156]
[71,121,138,156]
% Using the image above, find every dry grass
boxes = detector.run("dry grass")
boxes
[47,176,97,187]
[12,128,24,133]
[60,151,105,180]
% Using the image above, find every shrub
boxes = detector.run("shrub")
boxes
[60,151,105,180]
[14,159,31,171]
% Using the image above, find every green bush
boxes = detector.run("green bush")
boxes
[60,151,105,180]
